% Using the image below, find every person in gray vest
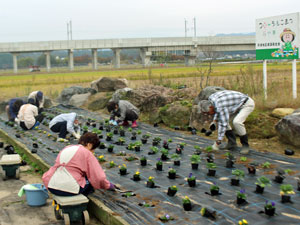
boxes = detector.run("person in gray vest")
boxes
[107,100,140,128]
[199,90,255,154]
[49,112,80,142]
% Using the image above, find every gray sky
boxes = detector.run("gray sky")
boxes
[0,0,299,43]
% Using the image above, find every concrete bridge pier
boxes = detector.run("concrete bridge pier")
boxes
[92,49,98,70]
[68,49,74,71]
[184,50,197,66]
[140,48,151,67]
[113,49,120,69]
[45,51,51,72]
[12,53,18,74]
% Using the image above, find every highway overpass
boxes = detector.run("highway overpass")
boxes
[0,36,255,73]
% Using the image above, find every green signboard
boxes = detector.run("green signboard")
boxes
[256,13,299,60]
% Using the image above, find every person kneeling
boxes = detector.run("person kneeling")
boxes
[42,132,115,196]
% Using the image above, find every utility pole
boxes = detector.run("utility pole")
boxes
[70,20,72,40]
[67,22,70,40]
[67,20,73,40]
[193,17,196,37]
[184,19,188,37]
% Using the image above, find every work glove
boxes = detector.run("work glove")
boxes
[209,121,217,131]
[212,141,221,151]
[108,182,116,191]
[109,120,118,126]
[72,132,81,140]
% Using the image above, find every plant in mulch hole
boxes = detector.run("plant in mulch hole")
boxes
[109,161,116,168]
[255,176,271,194]
[171,153,181,166]
[148,146,159,155]
[126,156,137,161]
[122,192,136,198]
[200,207,217,220]
[139,202,154,207]
[105,125,111,132]
[240,156,248,162]
[190,155,200,170]
[106,132,113,141]
[193,145,202,155]
[262,161,271,169]
[119,164,127,175]
[156,158,163,171]
[113,127,119,135]
[168,167,176,179]
[5,145,15,154]
[0,142,4,148]
[152,137,161,146]
[127,127,133,132]
[280,184,295,203]
[247,163,257,175]
[274,168,285,183]
[141,134,151,144]
[134,141,142,151]
[119,126,125,136]
[127,143,135,151]
[238,219,248,225]
[264,201,276,216]
[163,140,169,149]
[131,131,137,140]
[236,189,247,205]
[146,176,155,188]
[225,152,235,168]
[231,169,245,186]
[187,173,196,187]
[160,148,169,161]
[206,163,217,176]
[206,152,215,163]
[117,137,125,145]
[140,156,147,166]
[136,130,142,135]
[107,144,114,153]
[159,213,174,222]
[98,155,106,162]
[99,142,106,149]
[167,185,178,196]
[82,125,89,134]
[133,171,141,181]
[210,183,220,196]
[179,142,186,149]
[118,151,126,156]
[182,196,192,211]
[32,143,38,148]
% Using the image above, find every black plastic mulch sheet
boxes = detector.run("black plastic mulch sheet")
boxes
[1,104,300,225]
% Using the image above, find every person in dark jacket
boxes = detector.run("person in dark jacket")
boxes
[107,100,140,128]
[5,98,24,122]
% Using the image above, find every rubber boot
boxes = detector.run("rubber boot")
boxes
[131,120,138,128]
[223,130,239,151]
[122,120,129,126]
[240,134,250,154]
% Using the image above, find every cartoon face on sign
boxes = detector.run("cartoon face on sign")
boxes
[272,28,298,58]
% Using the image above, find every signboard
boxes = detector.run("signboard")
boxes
[256,13,300,60]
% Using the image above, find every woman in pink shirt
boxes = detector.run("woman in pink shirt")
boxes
[42,132,115,196]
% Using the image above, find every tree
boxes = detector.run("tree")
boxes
[36,54,57,66]
[18,57,34,68]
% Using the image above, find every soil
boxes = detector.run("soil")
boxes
[0,140,102,225]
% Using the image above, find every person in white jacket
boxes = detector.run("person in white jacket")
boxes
[49,112,80,141]
[16,99,43,130]
[28,91,44,113]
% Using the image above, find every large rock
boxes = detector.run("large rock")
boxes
[91,77,128,92]
[113,85,177,112]
[193,86,226,105]
[86,92,113,111]
[275,113,300,147]
[69,93,91,107]
[111,88,133,102]
[271,108,295,118]
[190,86,225,129]
[58,86,96,104]
[159,102,191,127]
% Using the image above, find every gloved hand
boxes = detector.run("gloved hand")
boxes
[72,132,81,139]
[109,120,118,126]
[212,141,221,151]
[209,121,217,131]
[14,118,20,124]
[108,182,116,190]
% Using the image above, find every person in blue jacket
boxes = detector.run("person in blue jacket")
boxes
[5,98,24,122]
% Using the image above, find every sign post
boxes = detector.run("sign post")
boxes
[256,13,299,99]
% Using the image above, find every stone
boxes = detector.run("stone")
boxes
[69,93,91,107]
[91,77,128,92]
[159,101,191,127]
[44,97,53,108]
[193,86,226,105]
[57,86,96,104]
[148,110,162,124]
[112,88,133,102]
[87,92,113,111]
[275,113,300,147]
[272,108,295,118]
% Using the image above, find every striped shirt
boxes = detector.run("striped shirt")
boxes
[208,90,248,141]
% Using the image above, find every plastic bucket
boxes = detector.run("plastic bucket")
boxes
[24,183,49,207]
